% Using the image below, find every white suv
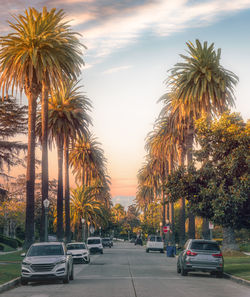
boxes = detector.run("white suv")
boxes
[87,237,103,254]
[146,235,164,253]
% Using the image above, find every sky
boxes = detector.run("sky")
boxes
[0,0,250,208]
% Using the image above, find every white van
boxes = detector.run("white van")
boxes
[87,237,103,254]
[146,235,164,253]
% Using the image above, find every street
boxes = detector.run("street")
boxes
[1,242,249,297]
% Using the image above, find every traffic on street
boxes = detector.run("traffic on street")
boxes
[1,241,249,297]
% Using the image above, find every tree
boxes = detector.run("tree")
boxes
[0,98,27,176]
[163,39,239,240]
[176,113,250,250]
[70,185,107,240]
[39,80,91,241]
[0,7,84,248]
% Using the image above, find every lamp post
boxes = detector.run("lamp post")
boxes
[160,222,163,238]
[43,199,50,242]
[81,218,85,242]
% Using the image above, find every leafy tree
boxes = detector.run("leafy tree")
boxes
[0,98,27,175]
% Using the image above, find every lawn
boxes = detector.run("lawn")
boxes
[224,254,250,281]
[0,250,23,285]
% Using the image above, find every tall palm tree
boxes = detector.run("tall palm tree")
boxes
[166,39,238,239]
[46,80,91,241]
[0,7,84,247]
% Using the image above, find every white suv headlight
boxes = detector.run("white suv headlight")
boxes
[56,258,66,265]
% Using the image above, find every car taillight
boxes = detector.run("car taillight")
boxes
[186,250,197,256]
[212,253,223,258]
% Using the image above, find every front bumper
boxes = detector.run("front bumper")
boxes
[89,247,102,254]
[21,263,68,282]
[72,254,89,263]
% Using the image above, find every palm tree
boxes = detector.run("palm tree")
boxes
[166,39,238,239]
[46,80,91,242]
[70,185,107,240]
[0,7,84,247]
[69,134,108,188]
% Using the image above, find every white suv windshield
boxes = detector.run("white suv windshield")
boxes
[88,239,101,244]
[27,245,64,256]
[67,244,86,250]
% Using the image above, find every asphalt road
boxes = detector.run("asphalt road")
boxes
[1,242,249,297]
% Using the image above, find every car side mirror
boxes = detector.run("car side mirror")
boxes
[21,253,26,257]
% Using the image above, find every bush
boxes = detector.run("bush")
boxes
[0,234,18,249]
[15,237,23,248]
[0,244,4,251]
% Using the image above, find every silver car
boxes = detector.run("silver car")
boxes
[177,239,224,277]
[21,242,74,285]
[66,242,90,263]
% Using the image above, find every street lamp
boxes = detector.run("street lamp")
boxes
[160,221,163,238]
[43,199,50,242]
[81,218,85,242]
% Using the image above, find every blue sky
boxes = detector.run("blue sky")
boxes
[1,1,250,208]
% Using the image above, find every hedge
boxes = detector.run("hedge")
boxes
[0,234,18,249]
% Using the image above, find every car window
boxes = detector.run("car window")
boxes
[149,236,155,242]
[27,245,64,256]
[191,242,220,251]
[67,244,86,250]
[88,239,101,244]
[156,237,162,242]
[102,239,109,242]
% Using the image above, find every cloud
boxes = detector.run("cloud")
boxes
[102,65,133,74]
[1,1,250,59]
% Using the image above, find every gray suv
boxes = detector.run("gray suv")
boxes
[177,239,224,277]
[21,242,74,285]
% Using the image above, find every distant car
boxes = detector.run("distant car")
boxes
[146,235,164,253]
[66,242,90,264]
[177,239,224,277]
[21,242,74,285]
[87,237,103,254]
[102,238,112,248]
[134,237,143,246]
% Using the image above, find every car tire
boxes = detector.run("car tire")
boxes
[146,249,149,253]
[177,264,181,274]
[101,250,103,254]
[216,271,223,278]
[21,278,28,285]
[69,265,74,280]
[181,266,188,276]
[63,270,70,284]
[160,249,164,253]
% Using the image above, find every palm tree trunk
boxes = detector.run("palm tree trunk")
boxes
[169,153,175,245]
[24,94,37,249]
[64,137,71,243]
[57,139,64,241]
[186,123,196,239]
[178,144,186,247]
[40,82,49,242]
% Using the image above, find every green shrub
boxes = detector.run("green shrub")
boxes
[15,237,23,248]
[0,234,18,249]
[0,244,4,251]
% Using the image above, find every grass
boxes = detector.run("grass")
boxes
[224,253,250,281]
[0,250,23,285]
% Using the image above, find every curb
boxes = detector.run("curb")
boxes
[0,277,20,294]
[224,273,250,287]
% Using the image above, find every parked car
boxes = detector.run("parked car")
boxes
[102,237,112,248]
[134,237,143,246]
[146,235,164,253]
[21,242,74,285]
[66,242,90,264]
[177,239,224,277]
[87,237,103,254]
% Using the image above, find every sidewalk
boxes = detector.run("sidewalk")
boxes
[0,247,22,256]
